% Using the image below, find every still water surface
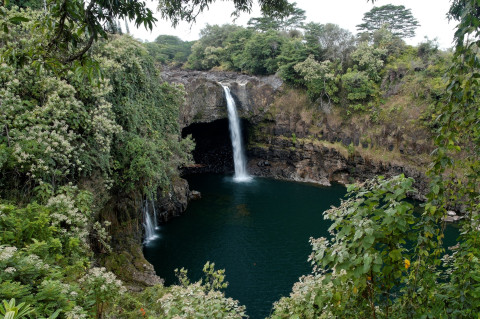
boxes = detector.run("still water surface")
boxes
[143,174,458,318]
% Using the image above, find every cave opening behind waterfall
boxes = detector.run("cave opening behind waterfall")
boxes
[181,118,251,174]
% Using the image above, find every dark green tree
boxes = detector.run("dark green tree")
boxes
[158,0,290,26]
[356,4,420,39]
[303,22,323,60]
[276,37,308,84]
[7,0,43,10]
[247,1,305,31]
[186,24,244,70]
[0,0,290,73]
[222,27,255,70]
[145,34,192,64]
[240,29,285,74]
[247,16,281,32]
[307,23,355,64]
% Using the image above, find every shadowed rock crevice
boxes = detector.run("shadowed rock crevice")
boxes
[182,118,251,174]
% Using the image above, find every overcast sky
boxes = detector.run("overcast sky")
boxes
[130,0,456,49]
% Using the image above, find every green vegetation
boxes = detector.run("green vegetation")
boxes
[1,0,479,317]
[108,263,246,318]
[0,0,291,317]
[152,6,440,116]
[145,35,193,66]
[0,4,193,319]
[356,4,420,39]
[269,0,480,317]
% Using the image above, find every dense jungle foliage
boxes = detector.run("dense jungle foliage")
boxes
[148,3,447,117]
[0,0,479,318]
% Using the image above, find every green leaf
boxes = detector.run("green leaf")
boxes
[8,16,30,24]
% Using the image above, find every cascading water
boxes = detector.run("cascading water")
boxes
[143,200,157,243]
[222,85,252,182]
[151,199,159,229]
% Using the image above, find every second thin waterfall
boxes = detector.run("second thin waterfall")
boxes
[222,85,251,182]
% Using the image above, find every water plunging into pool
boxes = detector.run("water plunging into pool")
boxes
[143,199,158,243]
[222,85,251,182]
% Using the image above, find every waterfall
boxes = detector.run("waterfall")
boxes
[222,85,252,182]
[151,199,159,229]
[143,200,157,243]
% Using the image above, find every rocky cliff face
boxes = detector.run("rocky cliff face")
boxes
[156,177,192,222]
[162,68,283,127]
[100,176,196,290]
[247,137,428,199]
[163,68,433,197]
[100,192,162,291]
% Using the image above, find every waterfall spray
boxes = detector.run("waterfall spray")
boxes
[151,199,159,229]
[222,85,252,182]
[143,200,157,243]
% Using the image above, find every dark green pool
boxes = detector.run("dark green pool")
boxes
[143,174,459,318]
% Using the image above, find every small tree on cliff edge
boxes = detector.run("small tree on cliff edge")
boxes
[357,4,420,39]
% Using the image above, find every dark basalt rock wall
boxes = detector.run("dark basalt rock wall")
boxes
[247,137,427,200]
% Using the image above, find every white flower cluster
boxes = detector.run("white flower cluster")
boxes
[47,193,89,244]
[65,306,88,319]
[4,267,16,273]
[23,253,50,270]
[157,282,246,318]
[91,100,121,153]
[0,246,49,278]
[0,246,17,262]
[1,66,119,184]
[79,267,126,295]
[92,221,112,252]
[271,274,335,319]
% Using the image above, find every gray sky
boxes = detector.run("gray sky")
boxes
[131,0,455,49]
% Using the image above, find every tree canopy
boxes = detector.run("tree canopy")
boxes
[0,0,291,73]
[247,2,306,32]
[158,0,291,26]
[356,4,420,38]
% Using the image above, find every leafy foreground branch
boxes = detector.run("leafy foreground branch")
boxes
[270,175,479,319]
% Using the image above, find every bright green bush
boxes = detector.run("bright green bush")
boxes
[341,69,377,112]
[294,55,339,105]
[95,35,193,195]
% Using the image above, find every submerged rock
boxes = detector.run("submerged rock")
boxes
[190,190,201,200]
[443,210,463,223]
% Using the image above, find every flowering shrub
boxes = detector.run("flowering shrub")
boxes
[157,282,246,319]
[270,274,334,319]
[270,175,418,318]
[0,186,112,318]
[158,264,246,318]
[107,263,246,319]
[0,244,78,316]
[0,9,120,192]
[79,267,126,318]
